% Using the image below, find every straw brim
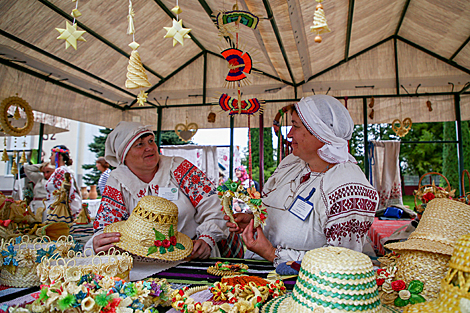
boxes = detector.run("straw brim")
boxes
[104,221,193,261]
[385,238,454,255]
[261,294,390,313]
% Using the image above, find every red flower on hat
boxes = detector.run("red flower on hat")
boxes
[376,278,385,286]
[170,236,177,246]
[422,192,435,203]
[392,280,406,291]
[154,240,162,247]
[162,239,171,248]
[377,269,386,276]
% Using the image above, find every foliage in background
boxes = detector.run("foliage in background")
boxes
[242,128,276,184]
[160,130,193,146]
[442,121,470,193]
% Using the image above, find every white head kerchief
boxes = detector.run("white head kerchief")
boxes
[294,95,356,164]
[105,121,154,167]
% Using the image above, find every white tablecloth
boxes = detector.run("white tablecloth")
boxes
[83,199,101,218]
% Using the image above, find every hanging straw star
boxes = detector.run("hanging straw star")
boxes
[127,0,135,35]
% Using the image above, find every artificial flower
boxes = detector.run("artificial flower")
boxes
[391,280,406,291]
[49,266,65,282]
[422,192,435,203]
[65,267,82,283]
[95,292,112,307]
[81,297,95,312]
[376,278,385,286]
[2,243,18,266]
[58,294,76,310]
[124,283,137,297]
[394,280,425,307]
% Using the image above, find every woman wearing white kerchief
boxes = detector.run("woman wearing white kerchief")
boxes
[87,121,228,259]
[226,95,379,266]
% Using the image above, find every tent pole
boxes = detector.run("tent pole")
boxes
[229,116,234,180]
[454,93,464,196]
[259,113,264,193]
[37,123,44,164]
[156,107,163,147]
[203,51,207,105]
[363,97,369,179]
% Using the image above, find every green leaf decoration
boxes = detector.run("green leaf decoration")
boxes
[147,246,159,256]
[409,294,426,304]
[153,228,165,241]
[169,225,175,237]
[250,199,262,206]
[168,245,174,252]
[394,297,408,307]
[159,246,166,254]
[408,280,424,294]
[175,243,185,250]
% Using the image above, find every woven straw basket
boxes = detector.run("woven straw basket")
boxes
[37,247,133,284]
[403,233,470,313]
[0,235,78,287]
[104,196,193,262]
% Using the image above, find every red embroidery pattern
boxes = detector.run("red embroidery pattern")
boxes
[151,184,159,194]
[137,189,146,198]
[199,234,216,247]
[173,160,217,207]
[94,186,129,232]
[326,183,379,218]
[378,181,402,207]
[324,219,372,244]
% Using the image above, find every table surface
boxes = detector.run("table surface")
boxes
[368,217,411,256]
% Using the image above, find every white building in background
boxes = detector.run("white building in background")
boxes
[0,119,103,194]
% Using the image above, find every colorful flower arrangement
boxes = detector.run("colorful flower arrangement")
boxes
[414,181,455,216]
[207,261,249,276]
[217,179,267,228]
[147,225,185,256]
[27,274,172,313]
[171,278,286,313]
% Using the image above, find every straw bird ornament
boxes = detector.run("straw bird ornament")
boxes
[310,3,331,43]
[163,19,191,46]
[56,21,86,50]
[125,42,151,89]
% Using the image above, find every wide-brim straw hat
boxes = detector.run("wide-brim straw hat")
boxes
[386,198,470,255]
[262,247,387,313]
[104,196,193,262]
[403,233,470,313]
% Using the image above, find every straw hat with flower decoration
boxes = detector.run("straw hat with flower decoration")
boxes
[403,233,470,313]
[104,196,193,261]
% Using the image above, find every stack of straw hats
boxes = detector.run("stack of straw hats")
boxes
[104,196,193,261]
[403,233,470,312]
[385,198,470,300]
[262,246,386,313]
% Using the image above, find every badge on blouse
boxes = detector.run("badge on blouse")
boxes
[288,187,315,220]
[159,187,179,201]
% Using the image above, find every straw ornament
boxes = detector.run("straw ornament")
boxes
[104,196,193,261]
[125,48,151,89]
[136,89,148,106]
[163,19,191,46]
[56,0,86,51]
[207,261,249,276]
[310,2,331,43]
[127,0,135,35]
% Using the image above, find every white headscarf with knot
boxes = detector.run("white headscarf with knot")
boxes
[105,121,155,167]
[294,95,356,164]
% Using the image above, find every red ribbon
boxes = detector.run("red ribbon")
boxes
[0,220,12,227]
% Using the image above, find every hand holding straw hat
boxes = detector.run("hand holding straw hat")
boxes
[104,196,193,262]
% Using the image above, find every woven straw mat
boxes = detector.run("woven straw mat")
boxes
[104,196,192,262]
[385,198,470,255]
[262,247,387,313]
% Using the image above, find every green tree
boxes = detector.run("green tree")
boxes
[160,130,192,145]
[82,128,112,186]
[242,127,276,184]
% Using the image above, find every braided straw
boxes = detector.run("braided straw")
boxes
[403,233,470,312]
[262,247,386,313]
[386,198,470,255]
[104,196,193,261]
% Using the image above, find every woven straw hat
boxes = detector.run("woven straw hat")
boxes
[262,247,387,313]
[386,198,470,255]
[104,196,193,261]
[403,233,470,313]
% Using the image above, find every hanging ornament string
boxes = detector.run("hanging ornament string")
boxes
[71,0,80,24]
[56,0,86,50]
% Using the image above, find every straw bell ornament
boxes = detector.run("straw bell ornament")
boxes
[1,149,8,162]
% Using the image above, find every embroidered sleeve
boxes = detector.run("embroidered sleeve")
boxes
[322,181,378,251]
[173,159,228,244]
[93,185,129,233]
[45,168,66,200]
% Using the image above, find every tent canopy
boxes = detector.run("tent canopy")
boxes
[0,0,469,130]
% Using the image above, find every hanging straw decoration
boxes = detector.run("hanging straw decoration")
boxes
[1,138,8,162]
[125,0,151,107]
[55,0,86,50]
[11,151,18,175]
[163,0,191,46]
[310,0,331,43]
[19,140,27,164]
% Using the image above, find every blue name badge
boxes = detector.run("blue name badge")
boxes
[288,187,315,221]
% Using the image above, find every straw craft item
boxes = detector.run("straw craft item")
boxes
[207,261,249,276]
[0,235,79,287]
[104,196,193,261]
[403,233,470,313]
[262,247,386,313]
[412,172,454,216]
[386,198,470,255]
[37,247,133,284]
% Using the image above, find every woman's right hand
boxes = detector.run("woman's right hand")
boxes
[224,213,253,234]
[93,232,120,254]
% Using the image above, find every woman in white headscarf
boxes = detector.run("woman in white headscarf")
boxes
[87,121,227,259]
[226,95,379,266]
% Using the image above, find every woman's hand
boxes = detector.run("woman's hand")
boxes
[93,232,120,254]
[187,239,211,260]
[224,213,253,234]
[242,219,276,262]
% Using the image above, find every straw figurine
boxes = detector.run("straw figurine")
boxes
[310,0,331,43]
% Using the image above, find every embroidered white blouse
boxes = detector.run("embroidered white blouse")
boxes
[246,154,379,266]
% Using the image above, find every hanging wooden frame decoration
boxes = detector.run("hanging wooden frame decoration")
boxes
[175,113,198,142]
[392,118,412,137]
[310,0,331,43]
[125,0,151,107]
[163,0,191,46]
[0,95,34,137]
[55,0,86,50]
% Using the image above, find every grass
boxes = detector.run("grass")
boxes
[402,195,415,210]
